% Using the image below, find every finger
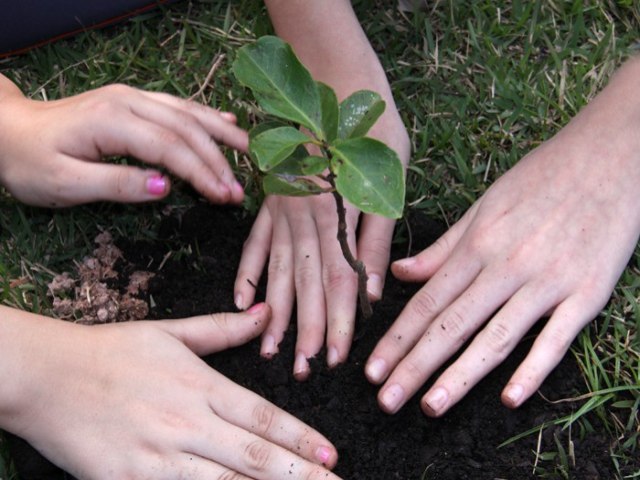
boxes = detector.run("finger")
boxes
[203,377,339,473]
[357,214,395,301]
[159,303,271,356]
[140,91,249,151]
[365,249,483,386]
[127,94,245,203]
[291,209,327,378]
[319,208,358,369]
[262,213,296,359]
[50,159,170,205]
[169,454,253,480]
[375,266,519,414]
[88,111,236,204]
[391,203,478,282]
[235,205,273,310]
[501,294,599,409]
[419,280,559,417]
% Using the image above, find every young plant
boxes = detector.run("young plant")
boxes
[233,36,405,318]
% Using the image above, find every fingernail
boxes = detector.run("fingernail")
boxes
[247,302,265,314]
[261,334,277,357]
[327,347,340,368]
[232,181,244,198]
[367,273,383,300]
[365,357,388,383]
[315,445,332,465]
[393,257,416,271]
[235,293,244,310]
[504,383,524,407]
[293,352,309,378]
[219,111,236,122]
[424,387,448,414]
[146,175,167,196]
[380,383,405,414]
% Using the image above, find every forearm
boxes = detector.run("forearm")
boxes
[264,0,410,161]
[0,73,23,102]
[0,306,40,429]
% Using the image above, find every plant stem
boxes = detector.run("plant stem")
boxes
[328,177,373,319]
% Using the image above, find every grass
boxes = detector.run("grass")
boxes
[0,0,639,478]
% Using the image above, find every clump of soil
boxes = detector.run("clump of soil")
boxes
[8,204,629,479]
[47,231,153,324]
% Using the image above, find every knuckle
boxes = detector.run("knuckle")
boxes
[439,309,468,343]
[538,326,573,360]
[295,262,317,290]
[250,402,276,436]
[209,312,233,348]
[358,235,389,261]
[483,321,512,357]
[243,440,271,472]
[268,252,290,277]
[400,356,425,379]
[218,471,245,480]
[322,261,355,293]
[409,290,440,320]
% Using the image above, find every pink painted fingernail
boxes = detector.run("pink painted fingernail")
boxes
[367,273,383,300]
[146,175,167,196]
[365,357,388,384]
[327,347,340,368]
[504,383,524,407]
[380,383,405,414]
[247,302,265,314]
[232,181,244,197]
[424,387,448,414]
[315,445,332,465]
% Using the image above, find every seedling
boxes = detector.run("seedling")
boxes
[233,36,405,317]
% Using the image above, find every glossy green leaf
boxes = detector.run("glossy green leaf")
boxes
[263,174,329,197]
[318,82,339,142]
[250,126,311,171]
[329,138,405,218]
[233,36,323,137]
[300,155,330,175]
[338,90,386,139]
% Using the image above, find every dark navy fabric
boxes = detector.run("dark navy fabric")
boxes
[0,1,175,55]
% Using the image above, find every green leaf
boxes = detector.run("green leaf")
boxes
[338,90,386,139]
[233,36,323,137]
[300,155,330,175]
[270,145,311,175]
[329,138,405,218]
[250,126,311,171]
[318,82,339,142]
[263,174,329,197]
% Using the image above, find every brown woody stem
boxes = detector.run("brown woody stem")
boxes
[328,176,373,319]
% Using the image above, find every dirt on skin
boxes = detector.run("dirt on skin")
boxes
[7,203,628,479]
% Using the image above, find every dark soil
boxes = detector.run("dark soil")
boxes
[8,203,621,479]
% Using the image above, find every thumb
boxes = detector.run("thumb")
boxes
[64,161,172,204]
[160,303,270,356]
[391,206,477,282]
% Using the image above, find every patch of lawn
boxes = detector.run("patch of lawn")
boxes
[0,0,638,477]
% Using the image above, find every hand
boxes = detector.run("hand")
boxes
[365,57,640,416]
[0,75,247,207]
[234,192,396,379]
[2,304,340,479]
[235,1,411,379]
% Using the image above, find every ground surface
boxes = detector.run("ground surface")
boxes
[8,204,617,479]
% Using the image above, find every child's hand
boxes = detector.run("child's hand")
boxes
[1,304,341,479]
[0,76,248,207]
